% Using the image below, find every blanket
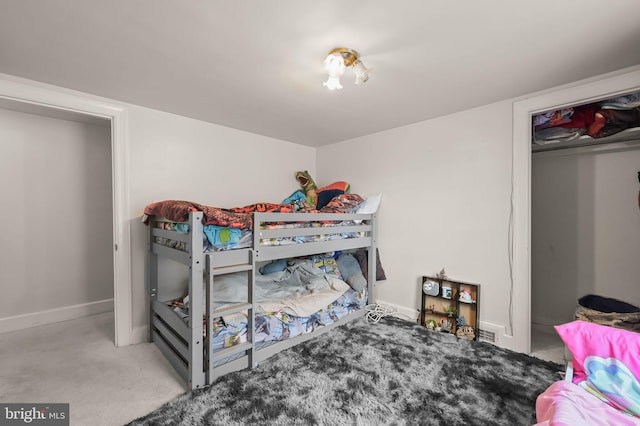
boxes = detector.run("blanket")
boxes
[535,381,640,426]
[210,260,350,317]
[142,196,367,230]
[143,200,286,229]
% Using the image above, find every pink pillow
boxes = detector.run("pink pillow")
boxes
[555,320,640,384]
[555,320,640,417]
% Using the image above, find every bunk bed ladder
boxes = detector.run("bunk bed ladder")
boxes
[205,249,256,384]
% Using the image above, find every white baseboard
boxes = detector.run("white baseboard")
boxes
[0,299,113,334]
[374,299,518,351]
[374,299,419,322]
[478,320,513,349]
[531,314,572,334]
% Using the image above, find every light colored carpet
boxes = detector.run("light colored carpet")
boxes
[531,328,567,364]
[0,312,185,425]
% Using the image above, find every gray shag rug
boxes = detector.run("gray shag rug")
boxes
[129,316,562,426]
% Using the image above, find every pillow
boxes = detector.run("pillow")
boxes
[355,193,382,214]
[353,248,387,281]
[143,200,201,223]
[336,253,366,291]
[312,254,342,279]
[555,320,640,416]
[259,259,288,275]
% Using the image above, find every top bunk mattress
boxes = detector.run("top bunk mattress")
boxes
[143,196,378,253]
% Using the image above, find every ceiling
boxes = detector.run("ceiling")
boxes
[1,1,639,147]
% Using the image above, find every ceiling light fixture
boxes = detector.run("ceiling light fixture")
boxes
[323,47,370,90]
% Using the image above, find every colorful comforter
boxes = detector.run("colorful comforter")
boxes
[142,198,362,251]
[211,287,367,352]
[535,381,640,426]
[142,195,365,230]
[535,320,640,425]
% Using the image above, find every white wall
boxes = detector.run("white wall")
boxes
[5,67,637,348]
[0,108,113,325]
[127,106,317,330]
[532,146,640,327]
[317,100,515,334]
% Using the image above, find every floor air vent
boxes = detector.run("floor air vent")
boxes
[478,329,496,344]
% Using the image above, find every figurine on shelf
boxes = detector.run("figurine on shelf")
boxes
[456,315,467,328]
[445,305,456,318]
[440,318,452,333]
[426,319,437,330]
[436,268,448,280]
[459,288,474,303]
[456,325,476,340]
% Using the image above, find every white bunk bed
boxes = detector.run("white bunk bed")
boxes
[147,210,377,390]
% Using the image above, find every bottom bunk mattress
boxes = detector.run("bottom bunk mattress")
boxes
[210,287,367,351]
[164,256,368,355]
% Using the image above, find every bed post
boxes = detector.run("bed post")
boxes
[247,249,256,369]
[189,211,205,389]
[148,218,158,342]
[368,213,378,303]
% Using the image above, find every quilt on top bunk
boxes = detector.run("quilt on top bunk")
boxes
[143,193,371,251]
[143,193,366,228]
[166,257,368,350]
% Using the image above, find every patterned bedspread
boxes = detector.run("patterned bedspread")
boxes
[142,195,365,230]
[211,287,367,351]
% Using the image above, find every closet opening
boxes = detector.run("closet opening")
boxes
[0,95,125,345]
[511,66,640,355]
[530,90,640,360]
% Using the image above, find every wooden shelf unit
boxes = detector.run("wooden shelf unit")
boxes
[419,276,479,341]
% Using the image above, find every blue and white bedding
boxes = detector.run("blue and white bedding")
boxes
[166,257,368,351]
[211,287,367,351]
[152,219,368,252]
[210,259,350,317]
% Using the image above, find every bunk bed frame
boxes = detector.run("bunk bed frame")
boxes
[148,211,378,389]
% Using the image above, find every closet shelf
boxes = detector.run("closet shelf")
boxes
[532,127,640,154]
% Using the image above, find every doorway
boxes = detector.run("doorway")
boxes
[0,102,114,334]
[0,76,132,346]
[511,66,640,354]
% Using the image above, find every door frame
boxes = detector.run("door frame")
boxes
[511,66,640,353]
[0,74,133,346]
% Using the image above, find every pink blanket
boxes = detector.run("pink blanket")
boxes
[535,381,640,426]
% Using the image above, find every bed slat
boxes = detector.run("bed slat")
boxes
[257,224,371,239]
[209,356,250,381]
[254,236,372,261]
[206,248,252,268]
[253,212,372,222]
[151,243,191,266]
[152,300,190,341]
[211,341,253,362]
[152,316,189,361]
[211,264,253,276]
[151,227,191,243]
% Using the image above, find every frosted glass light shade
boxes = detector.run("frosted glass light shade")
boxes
[323,75,343,90]
[353,60,370,85]
[323,48,370,89]
[324,53,346,77]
